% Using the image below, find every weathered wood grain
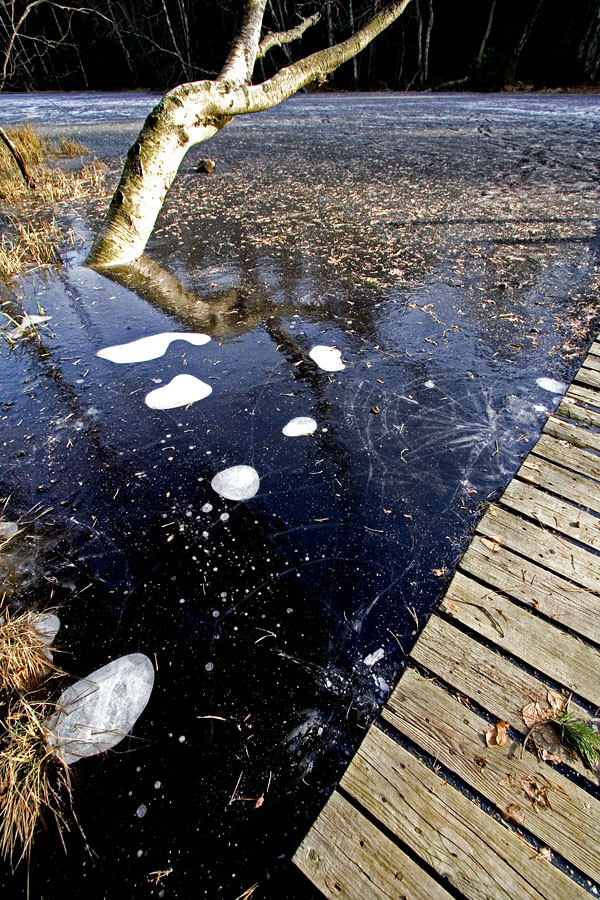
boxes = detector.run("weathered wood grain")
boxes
[294,790,453,900]
[531,433,600,481]
[341,726,590,900]
[476,505,600,593]
[500,479,600,551]
[441,570,600,706]
[517,454,600,516]
[557,396,600,428]
[565,382,600,410]
[543,415,600,453]
[586,340,600,358]
[574,365,600,390]
[409,614,595,782]
[581,353,600,373]
[384,670,600,882]
[459,538,600,643]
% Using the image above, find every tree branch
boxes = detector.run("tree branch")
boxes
[256,11,321,60]
[218,0,268,84]
[0,125,36,189]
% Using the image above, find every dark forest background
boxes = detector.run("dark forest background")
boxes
[1,0,600,93]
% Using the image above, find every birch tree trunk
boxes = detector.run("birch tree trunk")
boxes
[86,0,413,269]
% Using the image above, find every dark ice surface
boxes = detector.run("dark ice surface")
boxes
[1,91,600,899]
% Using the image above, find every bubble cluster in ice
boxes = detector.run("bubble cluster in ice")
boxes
[282,417,317,437]
[47,653,155,765]
[211,465,260,501]
[97,332,210,364]
[145,375,212,410]
[309,345,345,372]
[536,376,567,394]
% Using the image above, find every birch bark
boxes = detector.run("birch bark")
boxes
[87,0,413,268]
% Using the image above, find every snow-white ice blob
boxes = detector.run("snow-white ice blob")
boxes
[282,417,317,437]
[145,375,212,410]
[211,465,260,501]
[97,332,210,364]
[47,653,155,765]
[536,376,567,394]
[309,345,345,372]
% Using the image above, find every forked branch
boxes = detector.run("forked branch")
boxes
[257,12,321,59]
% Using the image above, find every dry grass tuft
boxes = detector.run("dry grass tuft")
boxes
[0,607,61,695]
[0,122,107,280]
[0,695,72,864]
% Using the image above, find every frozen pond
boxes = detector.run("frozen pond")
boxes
[1,91,600,898]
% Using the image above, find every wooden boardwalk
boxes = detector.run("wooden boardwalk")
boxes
[294,340,600,900]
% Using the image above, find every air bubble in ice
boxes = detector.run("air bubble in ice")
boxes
[145,375,212,410]
[309,346,345,372]
[46,654,155,765]
[211,465,260,501]
[282,417,317,437]
[136,804,147,818]
[202,503,213,513]
[98,332,210,364]
[536,377,567,394]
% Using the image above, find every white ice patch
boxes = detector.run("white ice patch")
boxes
[309,345,345,372]
[282,417,317,437]
[534,404,547,412]
[46,653,155,765]
[98,332,210,364]
[424,380,435,389]
[145,375,212,410]
[0,521,19,538]
[536,376,567,394]
[363,648,385,667]
[211,465,260,501]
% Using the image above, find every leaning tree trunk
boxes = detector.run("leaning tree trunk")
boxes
[86,0,413,269]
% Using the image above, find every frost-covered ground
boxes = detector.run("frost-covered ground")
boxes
[1,91,600,899]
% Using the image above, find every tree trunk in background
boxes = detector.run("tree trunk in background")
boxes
[478,0,496,61]
[86,0,413,268]
[578,2,600,82]
[511,0,545,78]
[423,0,434,84]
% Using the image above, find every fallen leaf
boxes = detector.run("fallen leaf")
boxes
[486,721,509,747]
[522,701,547,729]
[547,689,565,714]
[503,803,525,826]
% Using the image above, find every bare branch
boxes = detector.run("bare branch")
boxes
[257,11,321,60]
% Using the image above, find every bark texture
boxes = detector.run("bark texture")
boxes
[87,0,412,268]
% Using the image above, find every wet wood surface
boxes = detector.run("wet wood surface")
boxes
[295,339,600,899]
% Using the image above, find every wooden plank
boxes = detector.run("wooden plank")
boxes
[531,433,600,482]
[476,505,600,593]
[384,669,600,883]
[342,725,590,900]
[543,415,600,453]
[586,340,600,358]
[500,479,600,551]
[566,382,600,410]
[441,571,600,707]
[518,454,600,516]
[410,615,595,782]
[557,396,600,429]
[581,354,600,373]
[294,791,454,900]
[574,366,600,390]
[459,539,600,644]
